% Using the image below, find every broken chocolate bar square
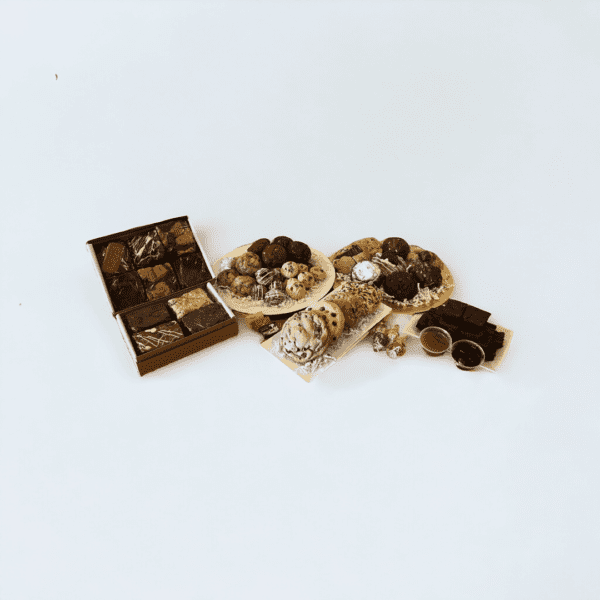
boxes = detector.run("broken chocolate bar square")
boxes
[100,242,132,274]
[124,303,171,333]
[107,272,146,311]
[180,303,229,334]
[129,230,165,268]
[137,263,180,301]
[173,252,211,288]
[132,321,185,354]
[155,220,196,256]
[463,305,491,328]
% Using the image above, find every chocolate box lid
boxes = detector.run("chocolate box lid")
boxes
[86,216,217,317]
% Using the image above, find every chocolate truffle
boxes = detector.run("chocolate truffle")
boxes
[247,238,271,255]
[262,244,287,268]
[383,271,418,301]
[107,272,146,311]
[173,252,211,288]
[181,303,230,334]
[382,237,410,260]
[411,263,443,289]
[287,241,311,264]
[100,242,132,274]
[132,321,184,354]
[272,236,293,250]
[255,268,276,286]
[235,252,262,276]
[155,220,196,256]
[137,263,180,301]
[124,303,171,332]
[129,230,165,267]
[216,268,238,287]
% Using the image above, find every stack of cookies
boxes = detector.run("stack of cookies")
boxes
[278,282,383,365]
[216,236,327,307]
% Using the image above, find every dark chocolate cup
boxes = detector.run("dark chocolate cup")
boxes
[451,340,485,371]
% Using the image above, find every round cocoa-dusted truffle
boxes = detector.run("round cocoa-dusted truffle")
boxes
[272,236,293,250]
[231,275,255,297]
[262,243,287,268]
[255,268,276,287]
[281,261,299,279]
[287,241,311,264]
[235,252,262,276]
[298,272,315,289]
[247,238,271,255]
[286,278,307,300]
[382,237,410,260]
[383,271,418,301]
[412,263,443,289]
[264,288,286,306]
[217,268,238,287]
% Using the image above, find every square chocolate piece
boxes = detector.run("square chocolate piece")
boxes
[124,303,171,333]
[107,272,146,311]
[437,299,467,321]
[155,220,196,256]
[99,242,132,274]
[132,321,185,354]
[168,287,213,319]
[129,230,165,268]
[463,305,491,328]
[181,303,230,334]
[173,252,211,288]
[137,263,180,301]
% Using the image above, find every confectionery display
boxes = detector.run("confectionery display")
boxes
[414,299,505,362]
[213,237,335,315]
[330,237,454,313]
[181,304,230,334]
[137,263,180,301]
[132,321,185,354]
[107,272,146,311]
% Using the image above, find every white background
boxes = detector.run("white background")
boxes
[1,2,599,599]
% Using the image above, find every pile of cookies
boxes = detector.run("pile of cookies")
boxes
[278,282,383,365]
[216,236,327,307]
[331,237,446,306]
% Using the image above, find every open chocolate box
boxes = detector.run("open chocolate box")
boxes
[87,216,239,376]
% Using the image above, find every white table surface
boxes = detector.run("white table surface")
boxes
[2,2,599,599]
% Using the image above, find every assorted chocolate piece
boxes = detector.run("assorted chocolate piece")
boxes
[137,263,180,301]
[100,242,132,274]
[132,321,185,354]
[181,303,230,334]
[415,299,505,362]
[156,220,196,256]
[168,287,213,319]
[129,230,165,267]
[124,303,172,333]
[173,252,211,288]
[107,272,146,311]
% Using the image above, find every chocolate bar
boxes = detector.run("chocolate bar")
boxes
[107,272,146,311]
[173,252,211,288]
[180,303,229,334]
[132,321,185,354]
[462,305,491,328]
[129,230,165,267]
[100,242,132,274]
[137,263,180,301]
[155,220,196,256]
[124,303,171,333]
[434,299,467,321]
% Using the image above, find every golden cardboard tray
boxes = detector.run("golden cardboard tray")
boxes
[212,244,335,316]
[402,314,513,371]
[262,303,392,382]
[331,239,454,315]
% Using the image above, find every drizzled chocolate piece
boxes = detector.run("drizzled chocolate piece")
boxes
[132,321,184,354]
[181,304,229,334]
[173,252,211,288]
[129,230,165,267]
[107,272,146,311]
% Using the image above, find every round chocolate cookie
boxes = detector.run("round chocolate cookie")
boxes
[247,238,271,255]
[382,237,410,260]
[412,263,443,289]
[383,271,418,301]
[272,236,293,250]
[287,240,311,264]
[262,243,287,268]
